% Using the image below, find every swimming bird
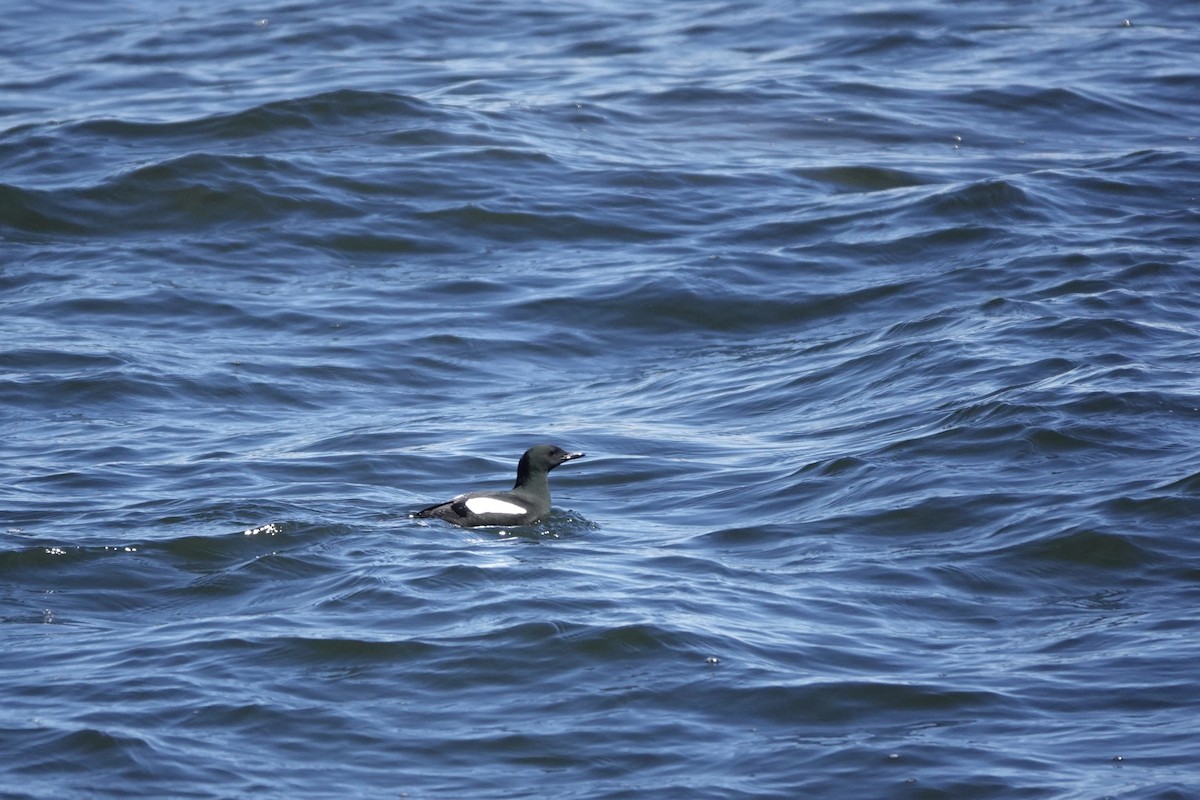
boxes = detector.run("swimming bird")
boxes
[413,444,584,528]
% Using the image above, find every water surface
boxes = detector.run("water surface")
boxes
[3,1,1199,797]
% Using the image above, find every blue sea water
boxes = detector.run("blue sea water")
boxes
[3,1,1200,797]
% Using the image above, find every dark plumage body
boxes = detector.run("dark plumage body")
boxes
[413,444,584,528]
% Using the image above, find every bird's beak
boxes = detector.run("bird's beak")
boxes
[563,452,585,461]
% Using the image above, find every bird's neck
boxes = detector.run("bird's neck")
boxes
[514,468,549,497]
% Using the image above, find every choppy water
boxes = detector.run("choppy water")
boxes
[4,1,1200,797]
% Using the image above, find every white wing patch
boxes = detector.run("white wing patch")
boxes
[464,496,527,516]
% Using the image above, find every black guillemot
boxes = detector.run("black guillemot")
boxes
[413,444,584,528]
